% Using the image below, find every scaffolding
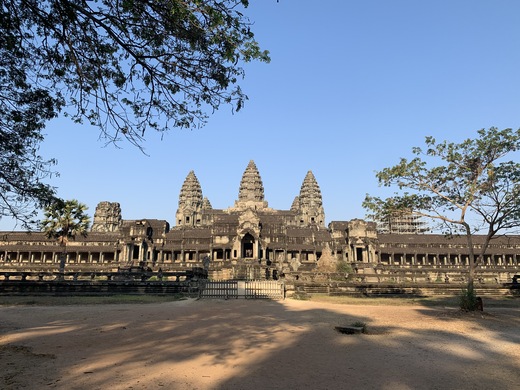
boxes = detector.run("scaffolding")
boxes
[377,213,429,234]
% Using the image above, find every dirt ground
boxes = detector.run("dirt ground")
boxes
[1,297,519,390]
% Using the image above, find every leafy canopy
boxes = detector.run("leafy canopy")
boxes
[2,0,269,146]
[363,127,520,236]
[363,127,520,309]
[0,0,269,226]
[40,199,91,245]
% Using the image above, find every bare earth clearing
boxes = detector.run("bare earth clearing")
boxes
[1,297,519,390]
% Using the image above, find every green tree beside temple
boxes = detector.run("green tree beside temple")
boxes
[40,199,91,273]
[1,0,269,226]
[363,127,520,310]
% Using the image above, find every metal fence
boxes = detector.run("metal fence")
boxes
[199,280,285,300]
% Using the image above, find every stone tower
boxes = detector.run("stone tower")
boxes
[202,196,212,210]
[290,196,300,211]
[296,170,325,227]
[176,170,209,226]
[233,160,269,211]
[91,201,122,232]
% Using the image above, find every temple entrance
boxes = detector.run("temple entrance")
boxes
[242,233,255,258]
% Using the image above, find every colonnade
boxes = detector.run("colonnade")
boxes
[378,251,520,267]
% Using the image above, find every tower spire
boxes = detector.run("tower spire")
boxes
[234,160,268,210]
[296,170,325,227]
[176,170,210,226]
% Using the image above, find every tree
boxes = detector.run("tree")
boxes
[0,120,59,229]
[1,0,269,225]
[40,199,91,273]
[363,128,520,309]
[2,0,269,146]
[1,11,62,227]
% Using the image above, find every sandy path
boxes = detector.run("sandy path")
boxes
[1,298,519,390]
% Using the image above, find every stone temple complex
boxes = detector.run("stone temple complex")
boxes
[0,160,519,284]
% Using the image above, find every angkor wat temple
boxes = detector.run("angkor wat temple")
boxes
[1,160,519,285]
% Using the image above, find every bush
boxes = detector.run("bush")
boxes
[459,286,478,311]
[336,261,353,274]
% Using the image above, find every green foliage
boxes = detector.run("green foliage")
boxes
[1,0,270,147]
[0,6,62,227]
[336,260,353,274]
[459,287,478,311]
[1,0,269,226]
[364,128,520,289]
[364,128,520,234]
[40,199,91,245]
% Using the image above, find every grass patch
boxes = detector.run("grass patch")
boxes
[290,291,311,300]
[0,294,187,306]
[307,294,520,308]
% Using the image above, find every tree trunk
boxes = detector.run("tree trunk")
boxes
[468,254,475,293]
[59,240,67,276]
[463,224,478,310]
[59,251,66,273]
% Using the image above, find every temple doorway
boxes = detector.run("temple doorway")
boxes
[242,233,255,258]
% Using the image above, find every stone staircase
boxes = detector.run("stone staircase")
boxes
[233,261,263,280]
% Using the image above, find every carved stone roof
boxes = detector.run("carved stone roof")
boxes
[213,214,239,223]
[91,201,122,232]
[202,197,212,210]
[315,230,332,241]
[299,170,323,209]
[378,234,480,245]
[290,196,300,211]
[329,221,349,231]
[238,160,264,202]
[258,210,295,218]
[286,227,314,238]
[178,171,203,209]
[166,228,212,239]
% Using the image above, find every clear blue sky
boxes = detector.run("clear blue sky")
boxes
[2,0,520,230]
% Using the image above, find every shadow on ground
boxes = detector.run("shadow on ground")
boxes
[0,297,519,389]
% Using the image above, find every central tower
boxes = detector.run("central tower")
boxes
[233,160,269,211]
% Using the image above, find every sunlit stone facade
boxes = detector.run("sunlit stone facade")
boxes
[0,160,519,281]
